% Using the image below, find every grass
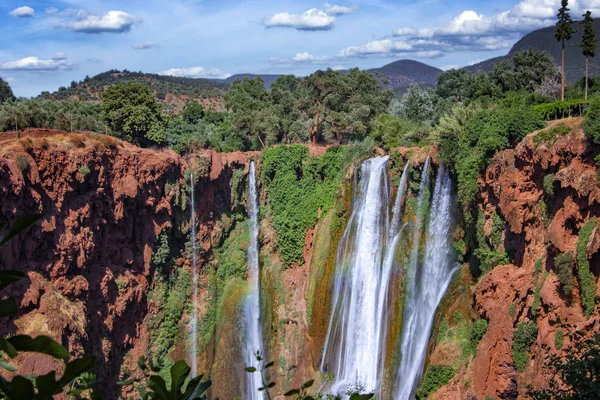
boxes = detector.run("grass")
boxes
[512,321,538,372]
[415,365,456,399]
[533,125,570,146]
[79,165,91,178]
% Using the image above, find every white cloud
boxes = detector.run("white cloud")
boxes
[10,6,34,18]
[59,10,140,33]
[52,52,67,61]
[133,41,160,50]
[0,56,73,71]
[160,67,231,79]
[339,39,413,57]
[332,65,346,70]
[292,52,329,62]
[323,3,357,16]
[45,7,59,15]
[264,3,356,31]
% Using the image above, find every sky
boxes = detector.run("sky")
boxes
[1,0,600,97]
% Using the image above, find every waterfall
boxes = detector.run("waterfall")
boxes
[322,156,407,395]
[190,172,199,377]
[243,161,265,400]
[395,165,457,400]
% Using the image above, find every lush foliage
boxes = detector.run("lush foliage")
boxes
[528,334,600,400]
[261,145,358,265]
[533,99,588,120]
[512,322,539,372]
[584,97,600,144]
[576,219,597,317]
[0,78,15,104]
[490,50,558,94]
[101,83,165,144]
[0,99,108,133]
[415,365,456,399]
[554,252,575,296]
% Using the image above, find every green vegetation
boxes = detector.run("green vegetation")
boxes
[512,321,538,372]
[528,334,600,399]
[533,100,588,121]
[534,126,570,146]
[555,0,576,100]
[0,77,15,104]
[415,365,456,399]
[261,145,364,266]
[584,97,600,144]
[581,11,597,100]
[101,83,165,145]
[509,303,517,318]
[576,219,597,317]
[543,174,556,196]
[555,328,564,350]
[555,252,575,296]
[473,211,510,276]
[78,165,91,178]
[465,319,488,358]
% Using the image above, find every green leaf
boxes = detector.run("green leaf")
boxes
[169,360,190,395]
[118,378,136,386]
[0,360,16,372]
[0,214,43,248]
[185,377,211,400]
[0,297,18,318]
[264,361,275,369]
[284,389,300,396]
[58,357,96,388]
[138,355,147,371]
[8,375,35,400]
[9,335,69,359]
[245,367,257,373]
[148,375,171,400]
[302,379,314,389]
[349,394,374,400]
[0,337,18,358]
[267,382,275,388]
[0,270,28,290]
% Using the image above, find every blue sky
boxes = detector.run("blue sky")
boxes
[1,0,599,97]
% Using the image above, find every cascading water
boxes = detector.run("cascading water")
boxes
[395,165,457,400]
[243,161,265,400]
[189,172,199,377]
[321,156,409,395]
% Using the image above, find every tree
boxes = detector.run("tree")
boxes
[0,77,15,104]
[181,101,204,123]
[101,83,165,144]
[556,0,576,100]
[225,77,271,148]
[491,50,558,95]
[436,69,471,101]
[581,11,597,100]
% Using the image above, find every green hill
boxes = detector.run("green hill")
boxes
[38,70,229,113]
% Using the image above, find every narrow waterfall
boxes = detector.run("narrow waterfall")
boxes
[190,172,199,377]
[243,161,265,400]
[395,165,457,400]
[321,156,402,395]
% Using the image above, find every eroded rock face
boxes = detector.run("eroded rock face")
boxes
[0,132,259,397]
[431,118,600,399]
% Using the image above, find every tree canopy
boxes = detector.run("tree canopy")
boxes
[0,77,15,104]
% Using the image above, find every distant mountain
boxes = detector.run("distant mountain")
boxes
[466,19,600,82]
[369,60,443,88]
[39,70,229,112]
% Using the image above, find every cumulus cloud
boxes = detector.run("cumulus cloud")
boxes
[0,56,73,71]
[264,3,356,31]
[341,0,597,58]
[10,6,34,18]
[58,10,140,33]
[160,67,231,79]
[292,52,329,62]
[133,41,160,50]
[45,7,59,15]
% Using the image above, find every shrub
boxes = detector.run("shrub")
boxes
[79,165,91,178]
[16,156,30,172]
[555,328,564,350]
[543,174,555,196]
[533,99,588,121]
[534,126,569,146]
[576,220,597,317]
[584,97,600,144]
[463,319,488,357]
[415,365,456,400]
[555,252,575,296]
[512,321,538,371]
[509,303,517,318]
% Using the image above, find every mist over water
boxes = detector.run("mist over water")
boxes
[243,161,265,400]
